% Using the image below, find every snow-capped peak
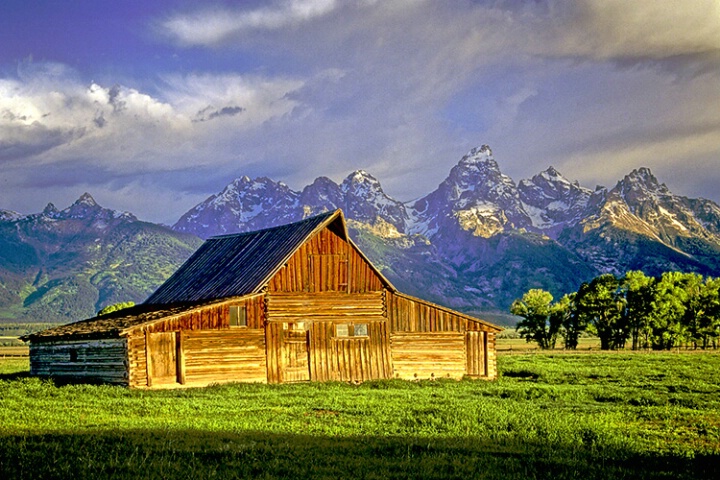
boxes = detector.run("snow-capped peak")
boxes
[518,167,593,235]
[0,209,23,221]
[621,168,665,193]
[75,192,98,207]
[341,170,383,195]
[461,145,493,161]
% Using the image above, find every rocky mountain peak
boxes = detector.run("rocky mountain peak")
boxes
[618,167,667,195]
[75,192,98,206]
[409,145,531,239]
[60,193,135,222]
[456,145,502,176]
[340,170,408,232]
[42,203,60,217]
[518,167,592,235]
[608,167,672,215]
[520,167,580,196]
[0,209,22,222]
[461,144,493,162]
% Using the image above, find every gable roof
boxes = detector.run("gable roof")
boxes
[145,209,392,305]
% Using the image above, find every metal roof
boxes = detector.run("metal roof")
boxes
[145,210,351,305]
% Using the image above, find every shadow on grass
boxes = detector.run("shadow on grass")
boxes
[0,371,31,381]
[0,429,717,480]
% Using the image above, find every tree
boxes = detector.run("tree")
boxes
[510,289,562,349]
[555,293,586,349]
[621,271,655,350]
[696,276,720,349]
[576,274,628,350]
[649,272,689,350]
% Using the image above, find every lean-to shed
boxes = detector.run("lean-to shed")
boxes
[24,210,502,388]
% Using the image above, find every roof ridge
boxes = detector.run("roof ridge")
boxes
[208,209,339,240]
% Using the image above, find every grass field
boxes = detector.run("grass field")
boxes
[1,353,718,479]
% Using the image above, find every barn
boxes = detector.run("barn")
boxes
[24,209,501,388]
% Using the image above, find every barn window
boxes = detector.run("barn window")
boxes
[229,305,247,327]
[69,349,79,362]
[335,324,350,337]
[334,323,368,337]
[354,323,368,337]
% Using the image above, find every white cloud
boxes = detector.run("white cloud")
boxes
[0,65,306,172]
[160,0,340,46]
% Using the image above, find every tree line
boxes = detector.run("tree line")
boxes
[510,271,720,350]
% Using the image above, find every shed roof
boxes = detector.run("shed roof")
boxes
[22,297,249,341]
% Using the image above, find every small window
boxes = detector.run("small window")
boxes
[69,349,79,362]
[354,323,368,337]
[229,305,247,327]
[334,323,368,338]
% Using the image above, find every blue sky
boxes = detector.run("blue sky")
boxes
[1,0,719,224]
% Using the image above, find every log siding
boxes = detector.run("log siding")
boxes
[29,338,128,385]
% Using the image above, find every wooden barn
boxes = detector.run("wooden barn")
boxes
[24,210,501,388]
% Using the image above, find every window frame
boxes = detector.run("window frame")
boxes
[334,322,369,338]
[229,305,247,327]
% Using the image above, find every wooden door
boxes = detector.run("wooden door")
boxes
[465,331,487,377]
[281,323,310,382]
[147,332,177,386]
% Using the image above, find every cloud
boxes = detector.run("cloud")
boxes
[2,1,718,224]
[539,0,720,62]
[193,106,245,123]
[0,65,305,169]
[159,0,340,46]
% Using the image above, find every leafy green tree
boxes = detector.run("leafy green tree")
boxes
[554,293,586,349]
[621,271,655,350]
[576,274,628,350]
[510,289,562,349]
[650,272,689,350]
[697,277,720,349]
[678,273,706,349]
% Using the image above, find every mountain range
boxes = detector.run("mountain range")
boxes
[2,145,720,324]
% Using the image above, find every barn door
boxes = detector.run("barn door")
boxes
[146,332,178,386]
[281,322,310,382]
[465,331,487,377]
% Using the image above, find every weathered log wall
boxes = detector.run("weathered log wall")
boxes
[390,332,466,379]
[29,338,128,384]
[124,295,268,388]
[182,329,266,386]
[385,291,498,379]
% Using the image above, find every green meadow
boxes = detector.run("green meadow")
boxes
[1,353,718,479]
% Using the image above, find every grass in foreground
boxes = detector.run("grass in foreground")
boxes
[0,353,718,479]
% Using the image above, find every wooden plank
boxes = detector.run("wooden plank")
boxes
[145,331,153,387]
[147,332,177,385]
[390,332,465,380]
[176,331,186,385]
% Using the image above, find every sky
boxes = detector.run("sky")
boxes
[0,0,719,225]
